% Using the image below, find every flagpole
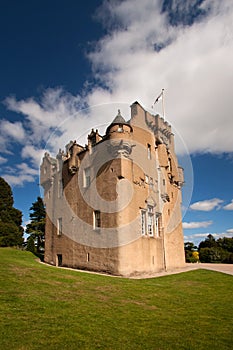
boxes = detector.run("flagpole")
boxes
[162,89,165,118]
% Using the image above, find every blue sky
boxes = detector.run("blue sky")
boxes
[0,0,232,245]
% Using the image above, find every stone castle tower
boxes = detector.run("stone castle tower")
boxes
[40,101,185,276]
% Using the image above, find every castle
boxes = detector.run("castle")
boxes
[40,101,185,276]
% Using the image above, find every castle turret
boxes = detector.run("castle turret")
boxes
[106,109,133,138]
[106,110,133,158]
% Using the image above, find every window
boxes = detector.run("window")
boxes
[147,206,154,236]
[155,215,159,237]
[141,207,156,237]
[93,210,101,230]
[149,177,153,189]
[145,174,149,184]
[117,124,123,132]
[141,210,146,235]
[57,254,62,266]
[84,167,91,188]
[168,157,172,172]
[147,144,151,159]
[57,217,62,236]
[58,179,63,198]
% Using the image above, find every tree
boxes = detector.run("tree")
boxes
[26,235,36,253]
[0,177,24,247]
[26,197,45,254]
[198,234,217,250]
[217,237,233,253]
[199,247,226,263]
[184,241,199,263]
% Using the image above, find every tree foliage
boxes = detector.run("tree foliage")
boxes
[184,242,199,263]
[0,177,24,247]
[185,234,233,263]
[26,235,36,253]
[26,197,45,254]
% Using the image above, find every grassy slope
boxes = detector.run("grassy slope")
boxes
[0,248,232,350]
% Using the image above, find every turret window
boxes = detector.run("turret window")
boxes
[117,124,123,132]
[93,210,101,230]
[147,144,151,159]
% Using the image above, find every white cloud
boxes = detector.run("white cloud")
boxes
[223,200,233,211]
[0,155,7,164]
[183,221,213,229]
[2,0,233,186]
[0,119,25,142]
[16,162,38,176]
[2,162,38,187]
[89,0,233,154]
[3,0,233,157]
[5,89,83,144]
[190,198,223,211]
[184,231,233,244]
[21,145,46,168]
[2,173,36,187]
[227,228,233,233]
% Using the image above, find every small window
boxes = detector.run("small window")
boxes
[57,217,62,236]
[168,158,172,172]
[58,179,63,198]
[117,124,123,132]
[149,177,153,189]
[94,210,101,230]
[57,254,62,267]
[148,206,154,236]
[163,179,165,186]
[155,215,159,237]
[84,167,91,188]
[141,210,146,236]
[147,144,151,159]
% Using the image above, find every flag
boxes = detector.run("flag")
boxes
[152,89,164,108]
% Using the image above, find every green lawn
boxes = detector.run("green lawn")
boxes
[0,248,232,350]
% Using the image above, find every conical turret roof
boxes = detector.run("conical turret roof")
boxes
[111,110,127,124]
[106,110,132,134]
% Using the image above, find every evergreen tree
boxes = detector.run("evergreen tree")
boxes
[26,235,36,253]
[26,197,45,254]
[0,177,24,247]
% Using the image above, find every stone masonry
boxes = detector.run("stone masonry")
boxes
[40,101,185,276]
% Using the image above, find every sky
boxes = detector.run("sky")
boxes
[0,0,232,246]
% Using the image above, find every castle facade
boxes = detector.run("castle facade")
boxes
[40,101,185,276]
